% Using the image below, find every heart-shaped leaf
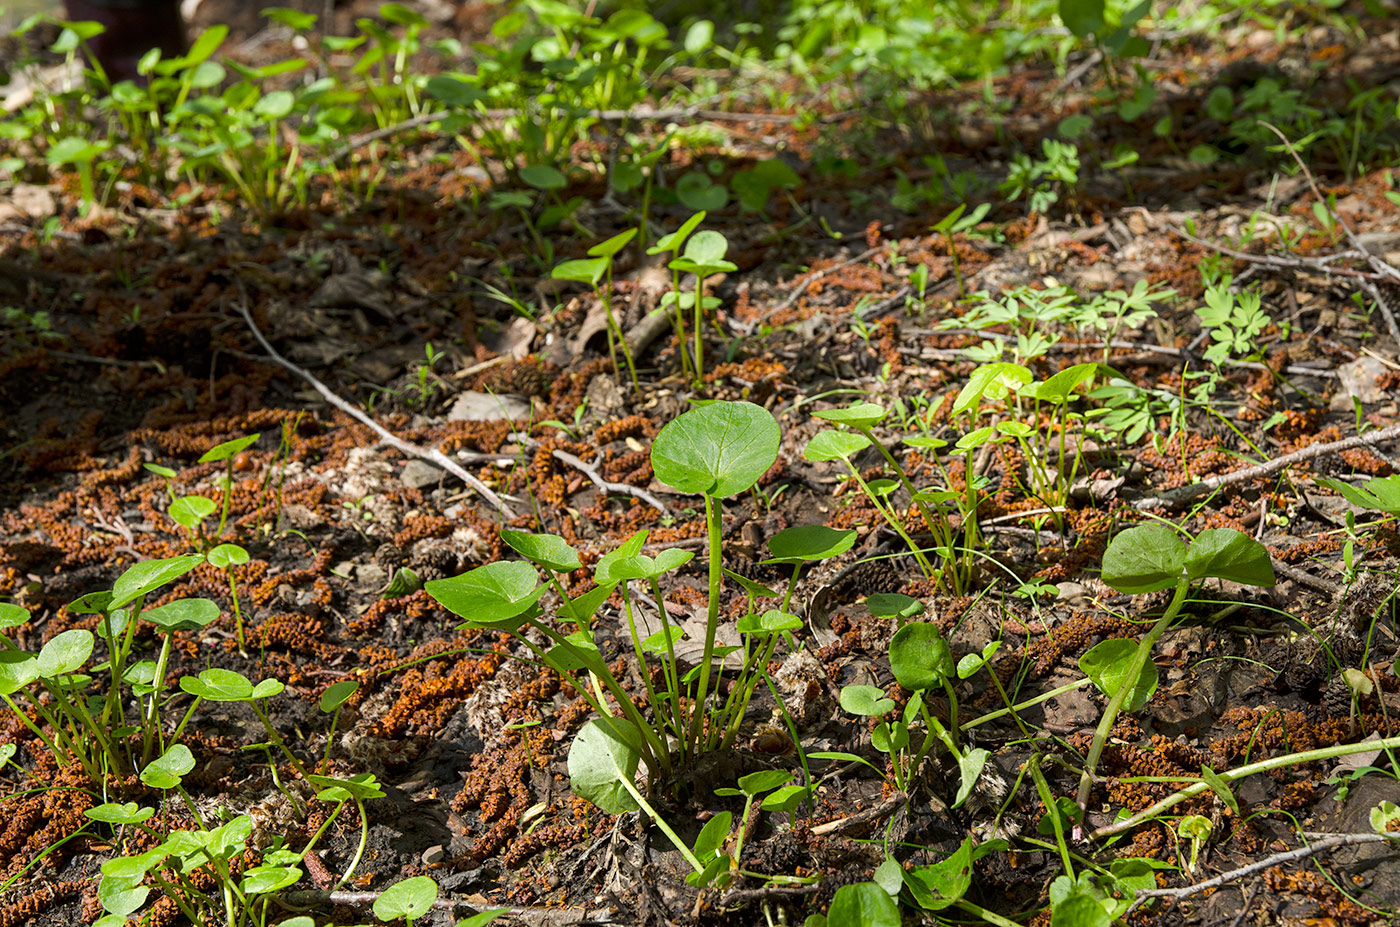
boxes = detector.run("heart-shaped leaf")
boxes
[319,680,358,713]
[207,544,249,569]
[180,668,253,701]
[889,622,954,691]
[651,401,780,498]
[1101,525,1185,594]
[839,684,895,716]
[372,876,438,922]
[551,257,607,287]
[587,228,638,259]
[168,495,217,529]
[803,430,871,462]
[1183,528,1275,587]
[568,718,642,814]
[0,603,30,630]
[87,802,155,825]
[241,865,302,894]
[141,744,195,789]
[1079,638,1157,711]
[500,529,582,573]
[38,629,93,678]
[111,555,204,610]
[908,835,974,910]
[425,561,544,627]
[144,598,220,633]
[953,362,1032,417]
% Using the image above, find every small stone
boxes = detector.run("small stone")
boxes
[400,459,445,490]
[1337,355,1390,404]
[447,391,532,422]
[421,844,446,865]
[356,562,388,589]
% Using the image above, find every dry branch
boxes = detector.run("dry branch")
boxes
[235,299,516,518]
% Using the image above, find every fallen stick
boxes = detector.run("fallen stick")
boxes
[1134,421,1400,510]
[551,448,672,517]
[235,298,515,518]
[1126,832,1397,914]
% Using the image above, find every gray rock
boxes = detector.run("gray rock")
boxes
[1336,355,1390,406]
[401,459,445,490]
[447,391,532,422]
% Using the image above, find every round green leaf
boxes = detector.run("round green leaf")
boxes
[735,609,802,636]
[207,544,250,569]
[1101,525,1186,594]
[319,680,358,713]
[764,525,856,563]
[168,495,216,528]
[425,561,544,627]
[67,591,113,615]
[500,529,582,573]
[0,651,39,695]
[567,718,641,814]
[838,684,895,716]
[144,598,219,632]
[813,402,887,429]
[828,882,901,927]
[651,401,780,498]
[241,865,302,894]
[180,668,253,701]
[141,744,195,789]
[38,629,93,677]
[520,164,565,190]
[1183,528,1275,587]
[372,876,439,923]
[0,603,30,630]
[250,678,284,700]
[1079,638,1158,711]
[889,622,954,690]
[866,593,923,621]
[803,430,870,462]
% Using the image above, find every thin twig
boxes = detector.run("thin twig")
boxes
[551,448,672,517]
[735,245,883,332]
[1134,421,1400,510]
[1126,833,1397,914]
[810,793,909,835]
[234,298,515,517]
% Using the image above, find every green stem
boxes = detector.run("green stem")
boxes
[1075,578,1191,813]
[962,676,1091,735]
[686,493,725,754]
[250,701,310,781]
[334,798,372,889]
[613,774,704,873]
[143,634,173,764]
[1028,755,1074,878]
[844,462,936,578]
[1090,734,1400,841]
[228,572,246,652]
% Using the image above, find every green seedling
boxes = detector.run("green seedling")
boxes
[1317,474,1400,518]
[318,679,359,772]
[207,543,250,650]
[305,771,385,889]
[1074,525,1275,815]
[199,433,259,539]
[820,620,986,803]
[930,202,990,296]
[647,211,707,380]
[865,593,924,627]
[690,770,813,889]
[667,230,738,389]
[552,228,640,389]
[139,597,219,764]
[174,669,299,779]
[1177,814,1212,873]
